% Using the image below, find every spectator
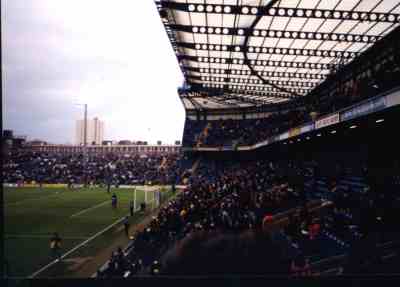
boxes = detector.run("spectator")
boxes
[161,230,288,275]
[123,216,130,237]
[3,150,183,186]
[299,204,311,227]
[308,218,321,240]
[50,232,62,260]
[290,253,311,277]
[130,200,134,217]
[285,213,299,242]
[112,193,117,209]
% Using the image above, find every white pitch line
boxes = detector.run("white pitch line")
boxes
[29,212,130,278]
[70,200,110,218]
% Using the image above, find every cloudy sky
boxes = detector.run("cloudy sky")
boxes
[2,0,185,144]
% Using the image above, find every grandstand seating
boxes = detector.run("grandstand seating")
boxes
[96,152,400,277]
[3,151,184,185]
[130,2,400,278]
[4,0,400,279]
[181,60,400,149]
[182,110,308,148]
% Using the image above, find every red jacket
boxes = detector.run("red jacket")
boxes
[291,260,311,276]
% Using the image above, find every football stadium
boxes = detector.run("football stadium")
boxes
[3,0,400,280]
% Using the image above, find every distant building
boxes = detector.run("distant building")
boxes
[2,130,27,153]
[118,140,132,145]
[26,140,47,146]
[3,130,13,138]
[76,117,104,145]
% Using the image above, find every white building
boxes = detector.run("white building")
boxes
[76,117,104,145]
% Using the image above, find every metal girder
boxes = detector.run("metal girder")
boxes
[208,93,283,106]
[224,89,295,99]
[210,98,242,107]
[184,94,204,110]
[183,66,327,80]
[187,75,317,88]
[199,83,310,95]
[218,94,271,106]
[200,97,242,107]
[180,55,337,70]
[177,41,359,59]
[190,84,299,99]
[186,90,269,106]
[158,2,400,23]
[171,24,381,44]
[217,95,267,106]
[188,88,304,110]
[242,0,301,98]
[156,3,178,52]
[189,91,242,107]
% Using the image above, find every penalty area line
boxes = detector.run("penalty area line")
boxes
[70,200,110,218]
[28,213,130,279]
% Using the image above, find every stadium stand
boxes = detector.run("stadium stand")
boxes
[3,151,183,186]
[180,48,400,148]
[97,144,400,277]
[183,110,309,147]
[6,0,400,279]
[92,0,400,278]
[90,1,400,277]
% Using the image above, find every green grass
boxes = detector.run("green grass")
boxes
[4,186,172,278]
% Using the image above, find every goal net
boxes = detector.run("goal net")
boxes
[133,185,162,212]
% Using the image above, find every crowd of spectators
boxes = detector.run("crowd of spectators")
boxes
[182,110,309,148]
[96,159,297,276]
[99,158,303,277]
[182,61,400,148]
[2,150,182,186]
[182,120,207,147]
[210,110,308,147]
[4,148,399,276]
[99,156,400,277]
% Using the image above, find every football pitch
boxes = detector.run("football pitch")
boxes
[4,186,174,278]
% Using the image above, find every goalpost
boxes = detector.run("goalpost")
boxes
[133,185,161,213]
[144,185,160,211]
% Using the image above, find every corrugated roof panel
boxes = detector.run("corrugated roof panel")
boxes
[156,0,400,110]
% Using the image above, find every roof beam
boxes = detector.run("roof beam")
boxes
[217,94,271,106]
[189,91,242,107]
[200,97,242,108]
[183,66,326,80]
[208,93,281,106]
[177,41,359,59]
[186,90,269,106]
[180,55,337,70]
[171,24,381,44]
[158,2,400,23]
[187,96,204,110]
[189,84,300,99]
[187,75,317,88]
[196,83,311,95]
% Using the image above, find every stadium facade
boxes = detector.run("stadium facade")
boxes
[26,143,181,154]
